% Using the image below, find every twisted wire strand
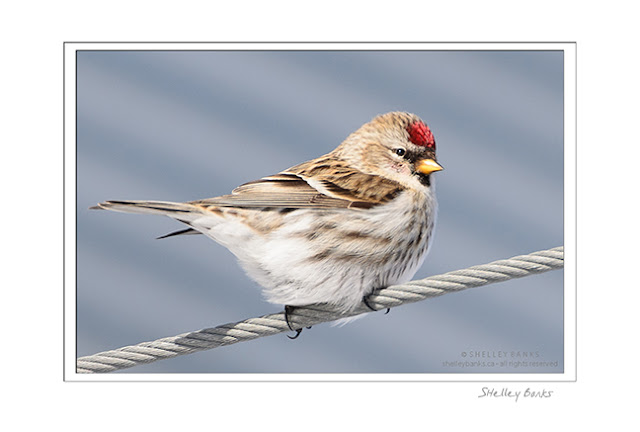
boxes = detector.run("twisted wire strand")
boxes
[76,246,564,373]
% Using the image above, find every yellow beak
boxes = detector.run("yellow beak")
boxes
[416,158,444,175]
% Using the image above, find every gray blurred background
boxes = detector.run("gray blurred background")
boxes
[76,49,564,374]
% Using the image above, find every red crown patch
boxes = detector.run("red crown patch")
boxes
[407,121,435,148]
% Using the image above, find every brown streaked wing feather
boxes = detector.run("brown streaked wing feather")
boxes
[191,158,404,211]
[191,173,355,210]
[286,157,404,204]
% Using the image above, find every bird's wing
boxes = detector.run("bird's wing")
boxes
[192,158,404,211]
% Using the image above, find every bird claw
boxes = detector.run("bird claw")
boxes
[362,295,376,311]
[287,328,303,339]
[284,305,304,339]
[363,295,390,314]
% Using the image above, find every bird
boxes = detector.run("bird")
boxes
[92,111,443,337]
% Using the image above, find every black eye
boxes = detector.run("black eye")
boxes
[395,148,406,157]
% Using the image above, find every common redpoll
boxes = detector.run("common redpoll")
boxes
[92,112,443,334]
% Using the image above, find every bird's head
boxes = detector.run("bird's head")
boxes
[334,111,443,188]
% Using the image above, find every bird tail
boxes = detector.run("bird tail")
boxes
[91,200,210,239]
[91,200,201,217]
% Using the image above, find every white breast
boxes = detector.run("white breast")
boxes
[198,183,437,312]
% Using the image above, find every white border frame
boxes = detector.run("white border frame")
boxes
[64,42,576,382]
